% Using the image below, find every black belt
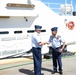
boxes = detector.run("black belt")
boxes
[33,47,41,49]
[52,47,61,49]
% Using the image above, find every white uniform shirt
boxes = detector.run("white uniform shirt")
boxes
[48,35,65,48]
[31,32,42,48]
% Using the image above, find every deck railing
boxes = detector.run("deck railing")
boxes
[43,1,74,16]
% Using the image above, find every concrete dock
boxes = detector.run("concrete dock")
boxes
[0,55,76,75]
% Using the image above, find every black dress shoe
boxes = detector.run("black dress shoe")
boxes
[51,70,57,74]
[41,73,44,75]
[59,71,63,75]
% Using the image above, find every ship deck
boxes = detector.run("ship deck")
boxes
[0,55,76,75]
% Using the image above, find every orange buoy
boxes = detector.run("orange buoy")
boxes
[66,21,75,30]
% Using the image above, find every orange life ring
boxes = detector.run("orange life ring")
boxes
[66,21,75,30]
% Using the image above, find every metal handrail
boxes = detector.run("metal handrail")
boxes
[43,1,73,15]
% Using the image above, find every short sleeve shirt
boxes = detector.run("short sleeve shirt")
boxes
[31,32,42,48]
[48,35,65,48]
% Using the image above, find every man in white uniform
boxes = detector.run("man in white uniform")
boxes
[31,25,46,75]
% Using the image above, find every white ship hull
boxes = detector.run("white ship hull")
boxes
[0,0,76,58]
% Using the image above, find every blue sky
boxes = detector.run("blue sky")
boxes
[41,0,76,13]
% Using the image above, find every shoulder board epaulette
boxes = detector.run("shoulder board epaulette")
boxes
[57,35,61,38]
[50,35,53,37]
[57,35,61,37]
[50,35,53,40]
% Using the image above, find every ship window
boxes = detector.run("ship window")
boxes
[0,31,9,34]
[41,30,46,32]
[14,31,22,34]
[27,30,46,33]
[27,30,34,33]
